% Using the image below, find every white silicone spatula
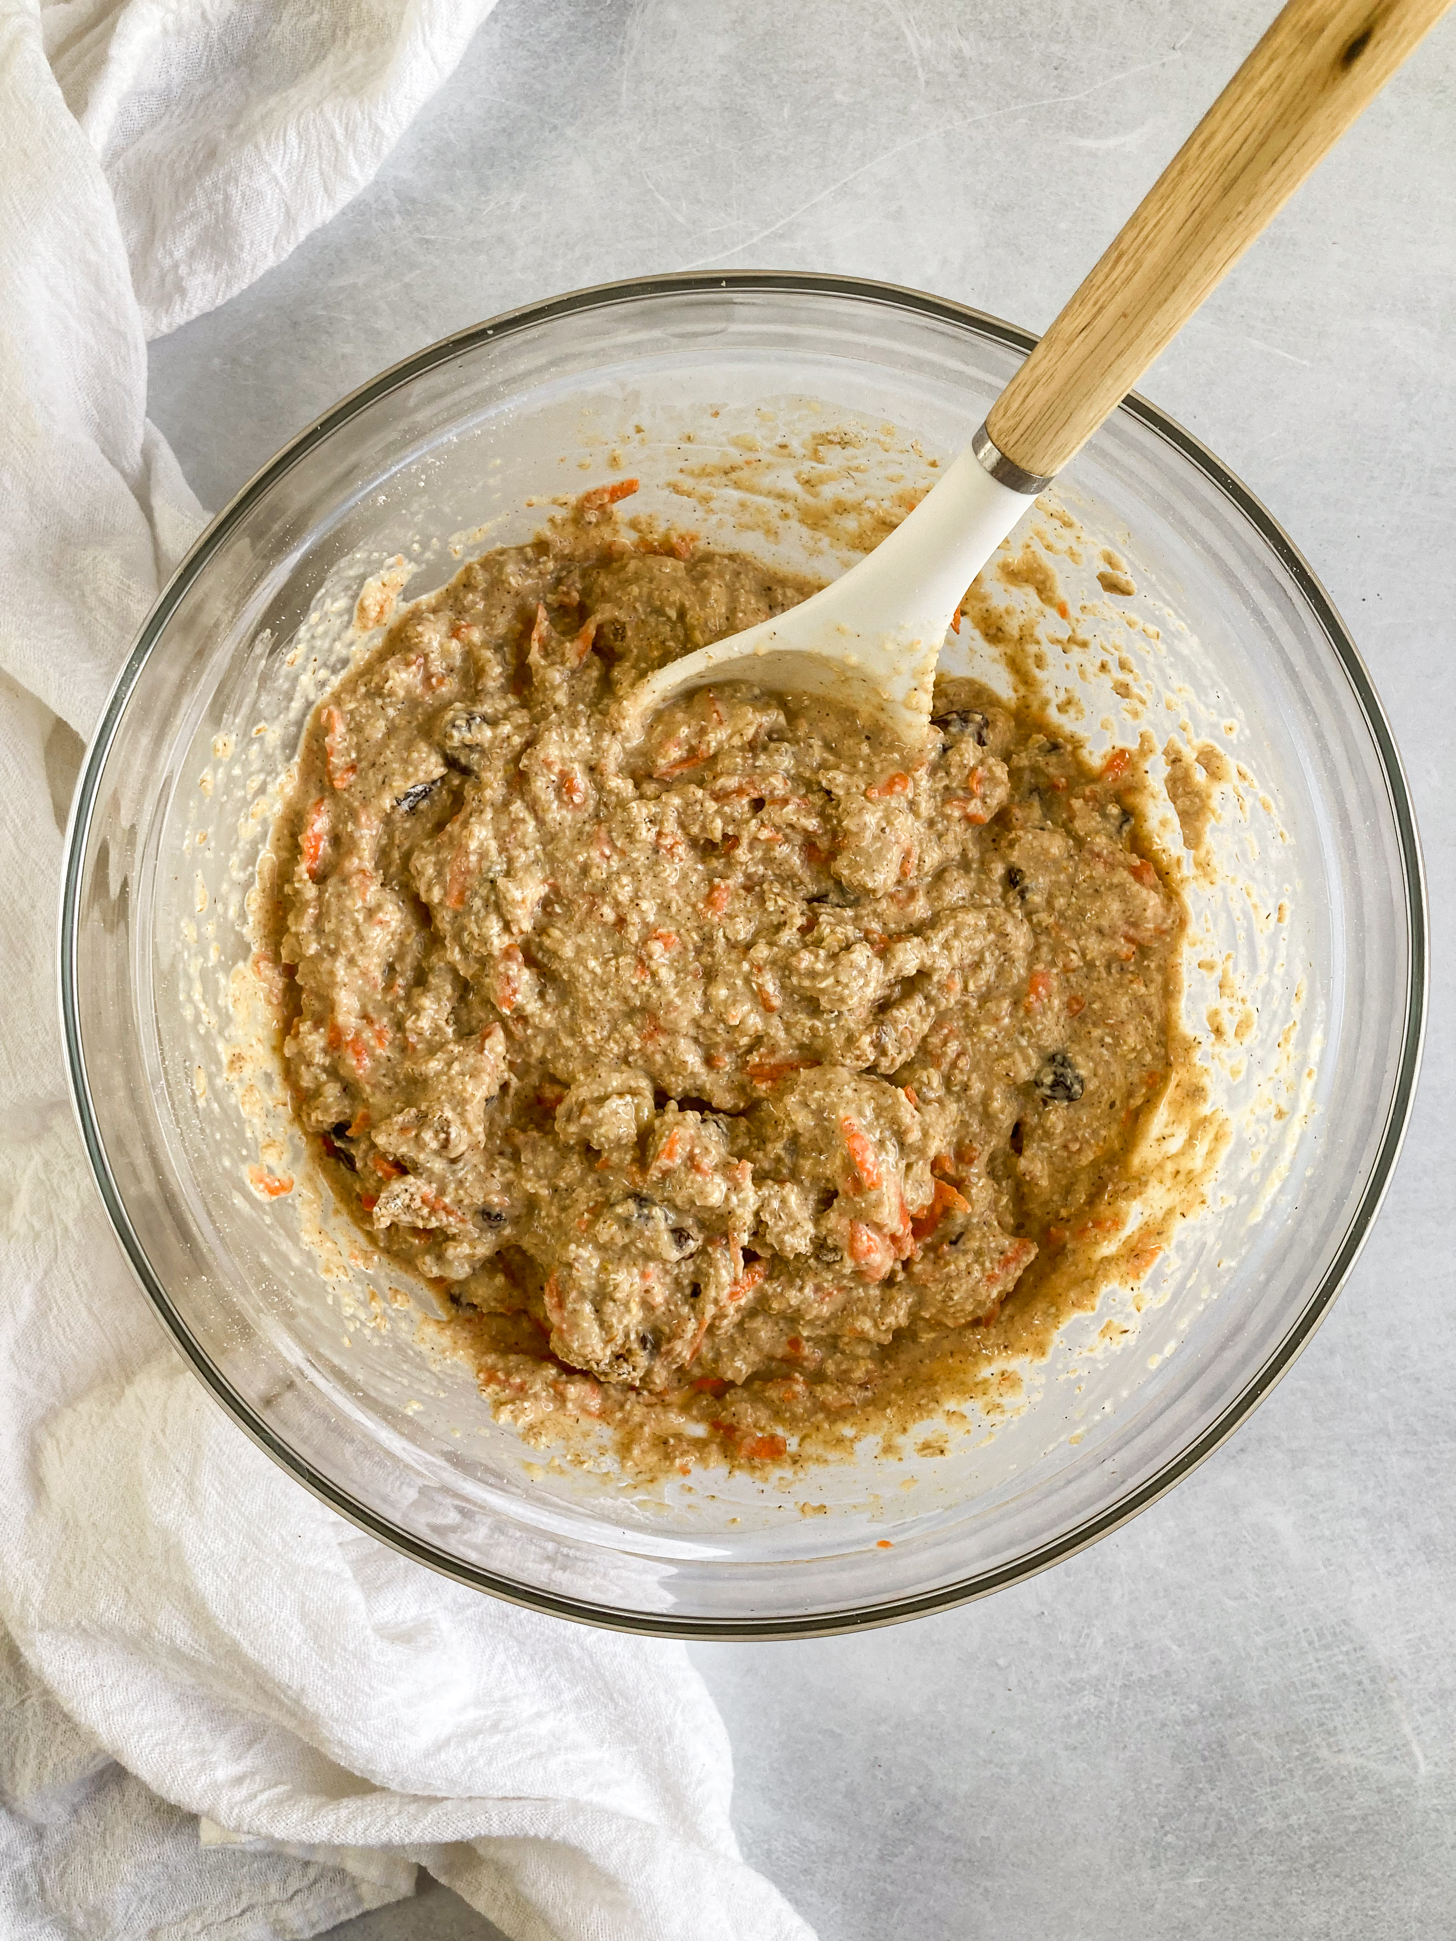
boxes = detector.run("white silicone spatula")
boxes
[622,0,1451,741]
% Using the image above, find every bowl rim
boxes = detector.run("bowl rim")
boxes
[59,269,1429,1640]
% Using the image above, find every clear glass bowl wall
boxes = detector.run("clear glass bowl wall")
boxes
[62,277,1424,1636]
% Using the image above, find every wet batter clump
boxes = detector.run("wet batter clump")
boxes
[267,488,1186,1473]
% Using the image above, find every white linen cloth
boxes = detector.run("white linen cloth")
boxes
[0,5,815,1936]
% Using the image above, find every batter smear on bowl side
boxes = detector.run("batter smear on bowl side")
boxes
[264,488,1194,1475]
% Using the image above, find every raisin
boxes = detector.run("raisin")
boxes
[1005,865,1026,896]
[1035,1050,1085,1104]
[321,1124,356,1172]
[395,776,445,812]
[478,1208,507,1228]
[934,709,989,745]
[670,1227,700,1257]
[439,703,506,774]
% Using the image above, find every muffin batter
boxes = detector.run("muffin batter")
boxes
[269,489,1184,1470]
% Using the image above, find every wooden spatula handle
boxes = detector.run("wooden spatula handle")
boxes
[984,0,1453,482]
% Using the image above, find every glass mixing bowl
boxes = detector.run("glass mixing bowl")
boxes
[61,274,1425,1638]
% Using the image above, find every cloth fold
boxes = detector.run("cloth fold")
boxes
[0,4,814,1937]
[42,0,495,340]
